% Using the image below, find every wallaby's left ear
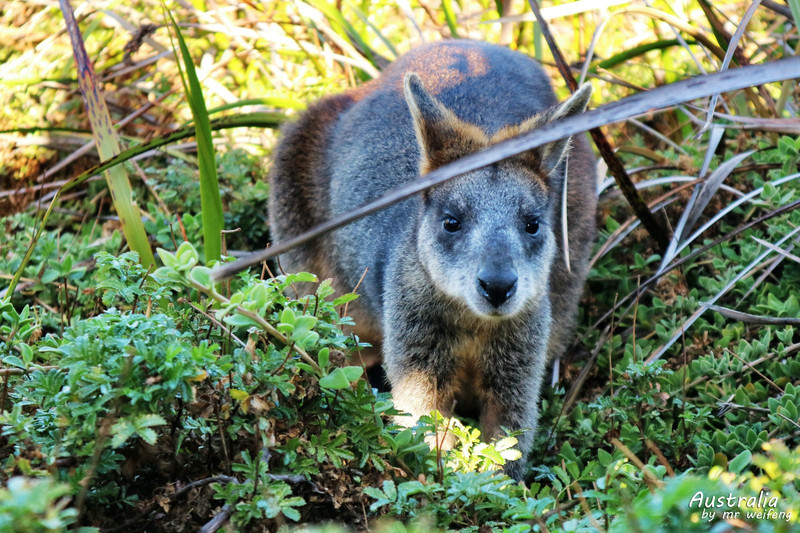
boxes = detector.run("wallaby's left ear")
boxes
[404,72,488,174]
[539,83,592,175]
[404,72,454,162]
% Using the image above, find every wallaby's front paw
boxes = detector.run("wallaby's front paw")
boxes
[503,458,525,481]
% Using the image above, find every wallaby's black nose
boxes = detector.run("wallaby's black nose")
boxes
[477,270,518,307]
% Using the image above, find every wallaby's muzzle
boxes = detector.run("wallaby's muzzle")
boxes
[477,267,518,307]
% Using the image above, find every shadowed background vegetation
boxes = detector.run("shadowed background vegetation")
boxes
[1,0,800,531]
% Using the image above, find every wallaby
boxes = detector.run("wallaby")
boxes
[268,40,597,479]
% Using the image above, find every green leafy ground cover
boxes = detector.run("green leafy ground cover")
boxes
[1,0,800,531]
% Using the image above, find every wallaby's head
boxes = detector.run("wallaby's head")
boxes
[403,72,592,318]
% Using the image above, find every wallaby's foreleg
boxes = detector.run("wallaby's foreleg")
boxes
[480,376,541,480]
[480,332,549,480]
[385,351,457,449]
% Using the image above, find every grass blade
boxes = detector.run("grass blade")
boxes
[526,0,669,251]
[486,0,631,23]
[3,111,286,300]
[660,151,785,271]
[789,0,800,28]
[62,114,288,198]
[58,0,155,268]
[442,0,460,38]
[348,4,398,59]
[661,126,727,268]
[683,149,755,238]
[305,0,377,70]
[751,237,800,266]
[701,303,800,326]
[205,97,306,116]
[699,0,763,132]
[164,7,224,264]
[589,39,698,73]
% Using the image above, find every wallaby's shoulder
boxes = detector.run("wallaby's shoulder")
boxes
[267,92,359,279]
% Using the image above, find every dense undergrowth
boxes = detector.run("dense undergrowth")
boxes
[2,0,800,531]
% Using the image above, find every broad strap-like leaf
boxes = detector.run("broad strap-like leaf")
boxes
[164,7,225,264]
[59,0,155,267]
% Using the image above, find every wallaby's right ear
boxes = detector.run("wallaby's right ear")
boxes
[491,83,592,178]
[404,73,487,173]
[537,83,592,175]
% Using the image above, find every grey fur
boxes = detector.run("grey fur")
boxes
[268,40,597,480]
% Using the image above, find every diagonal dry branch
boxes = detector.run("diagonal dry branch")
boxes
[212,55,800,281]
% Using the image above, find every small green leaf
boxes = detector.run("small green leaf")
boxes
[110,420,136,448]
[284,272,317,285]
[19,344,33,364]
[190,266,213,287]
[152,266,183,282]
[363,486,387,500]
[175,241,199,270]
[782,400,798,421]
[41,270,59,284]
[2,356,26,369]
[598,448,613,467]
[341,366,364,382]
[250,283,268,309]
[295,331,319,350]
[292,315,318,338]
[319,368,352,390]
[332,293,359,306]
[138,427,158,445]
[382,480,397,500]
[280,307,296,327]
[500,448,522,462]
[318,347,330,369]
[316,279,335,299]
[157,248,180,270]
[225,314,259,328]
[281,505,301,522]
[729,450,752,474]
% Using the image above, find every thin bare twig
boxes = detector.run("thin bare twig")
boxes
[702,303,800,326]
[198,504,235,533]
[610,438,664,491]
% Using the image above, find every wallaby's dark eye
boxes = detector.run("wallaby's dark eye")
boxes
[443,216,462,233]
[526,218,540,235]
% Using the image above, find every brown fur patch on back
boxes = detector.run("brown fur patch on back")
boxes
[391,46,491,95]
